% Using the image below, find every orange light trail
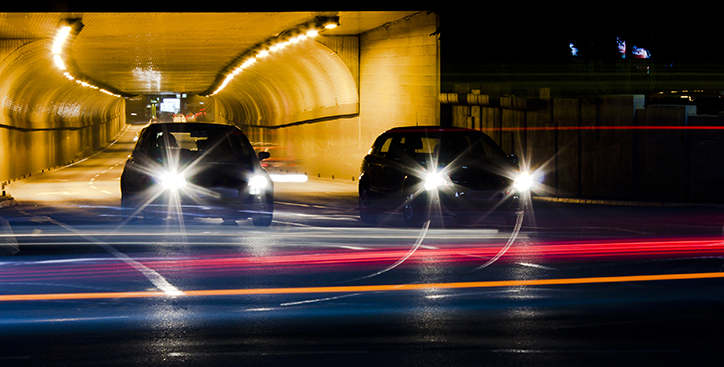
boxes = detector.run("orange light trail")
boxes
[0,272,723,302]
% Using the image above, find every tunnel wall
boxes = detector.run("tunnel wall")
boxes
[358,12,440,141]
[0,38,125,190]
[215,11,440,182]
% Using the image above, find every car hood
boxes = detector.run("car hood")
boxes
[443,157,517,191]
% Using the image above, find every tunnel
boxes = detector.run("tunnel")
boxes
[0,11,440,187]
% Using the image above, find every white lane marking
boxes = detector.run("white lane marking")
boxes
[0,316,131,325]
[337,245,368,250]
[275,201,310,207]
[270,220,313,227]
[275,201,336,210]
[0,218,19,255]
[354,220,430,281]
[517,262,558,271]
[31,216,184,297]
[280,293,362,307]
[474,210,524,270]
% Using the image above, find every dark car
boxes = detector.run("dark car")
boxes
[358,126,531,226]
[120,122,273,226]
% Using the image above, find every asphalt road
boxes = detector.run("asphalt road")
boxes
[0,124,723,366]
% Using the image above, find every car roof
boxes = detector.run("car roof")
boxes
[144,122,239,132]
[383,126,481,134]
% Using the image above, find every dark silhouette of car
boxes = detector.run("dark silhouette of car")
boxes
[120,122,273,226]
[358,126,530,227]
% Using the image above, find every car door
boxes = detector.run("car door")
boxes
[364,134,394,194]
[381,134,412,197]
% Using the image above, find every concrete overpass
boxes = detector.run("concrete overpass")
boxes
[0,11,439,187]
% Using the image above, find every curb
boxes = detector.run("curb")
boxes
[0,196,16,208]
[300,178,723,209]
[533,196,724,209]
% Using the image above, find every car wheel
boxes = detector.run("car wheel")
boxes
[403,192,429,227]
[251,197,273,227]
[359,184,379,225]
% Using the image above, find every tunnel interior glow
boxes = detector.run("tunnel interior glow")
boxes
[213,39,359,129]
[0,38,124,183]
[0,11,439,187]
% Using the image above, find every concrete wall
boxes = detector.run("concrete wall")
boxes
[359,12,440,135]
[448,87,723,203]
[222,11,440,182]
[0,38,125,190]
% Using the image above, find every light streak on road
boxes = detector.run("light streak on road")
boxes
[354,219,430,280]
[1,272,723,302]
[1,237,720,281]
[25,216,183,297]
[480,125,724,132]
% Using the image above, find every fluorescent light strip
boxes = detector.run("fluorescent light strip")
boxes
[52,24,122,98]
[208,17,338,96]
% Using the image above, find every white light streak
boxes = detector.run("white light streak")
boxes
[53,54,66,70]
[33,216,184,297]
[269,174,308,183]
[52,26,71,54]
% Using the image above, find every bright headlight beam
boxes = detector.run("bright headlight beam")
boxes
[514,172,533,192]
[160,172,187,191]
[249,175,269,195]
[424,172,452,191]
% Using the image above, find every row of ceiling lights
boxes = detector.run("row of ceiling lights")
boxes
[50,16,339,99]
[52,21,122,98]
[206,16,340,97]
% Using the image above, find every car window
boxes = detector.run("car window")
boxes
[437,133,506,162]
[378,136,393,155]
[474,134,506,158]
[418,138,437,154]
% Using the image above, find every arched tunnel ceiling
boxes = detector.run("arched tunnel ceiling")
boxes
[0,12,420,96]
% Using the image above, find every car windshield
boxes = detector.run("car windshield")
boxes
[138,125,256,165]
[402,132,505,165]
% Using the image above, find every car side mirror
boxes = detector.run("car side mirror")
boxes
[258,151,270,161]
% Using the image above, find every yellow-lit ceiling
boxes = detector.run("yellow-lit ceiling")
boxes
[0,12,419,96]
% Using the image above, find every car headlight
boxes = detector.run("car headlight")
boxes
[159,171,187,191]
[513,172,533,192]
[424,172,452,191]
[249,175,269,195]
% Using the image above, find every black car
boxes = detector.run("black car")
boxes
[120,122,273,226]
[358,126,531,226]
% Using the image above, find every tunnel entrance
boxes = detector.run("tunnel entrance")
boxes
[126,94,213,125]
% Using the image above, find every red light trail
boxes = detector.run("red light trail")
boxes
[0,237,720,282]
[479,126,724,131]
